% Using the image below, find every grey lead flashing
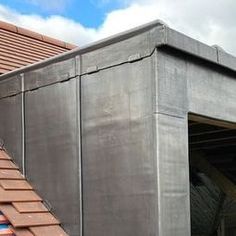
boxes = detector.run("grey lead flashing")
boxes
[24,57,76,91]
[162,26,236,71]
[0,20,236,86]
[218,50,236,71]
[0,49,156,99]
[163,27,218,63]
[0,20,164,81]
[20,74,26,176]
[0,75,22,98]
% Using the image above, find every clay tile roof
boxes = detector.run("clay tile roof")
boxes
[0,20,77,74]
[0,149,68,236]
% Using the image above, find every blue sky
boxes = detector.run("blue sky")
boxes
[0,0,122,27]
[0,0,235,55]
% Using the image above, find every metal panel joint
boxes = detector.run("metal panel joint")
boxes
[128,53,142,63]
[86,65,99,74]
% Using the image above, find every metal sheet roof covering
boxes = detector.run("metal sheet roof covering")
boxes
[0,149,68,236]
[1,20,236,83]
[0,21,77,74]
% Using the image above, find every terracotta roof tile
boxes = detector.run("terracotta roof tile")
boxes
[30,225,68,236]
[0,32,66,54]
[0,211,14,236]
[17,27,43,41]
[0,151,11,160]
[0,229,14,235]
[0,149,68,235]
[0,160,18,170]
[0,213,9,224]
[0,231,14,235]
[0,180,33,190]
[0,68,9,74]
[0,170,24,180]
[0,205,59,228]
[10,227,34,236]
[0,21,17,33]
[13,202,48,213]
[0,187,41,202]
[0,20,77,74]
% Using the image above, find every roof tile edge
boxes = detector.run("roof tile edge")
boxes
[0,149,69,236]
[0,20,77,50]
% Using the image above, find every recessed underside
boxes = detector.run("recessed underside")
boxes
[189,119,236,235]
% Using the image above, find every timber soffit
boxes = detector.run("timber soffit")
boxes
[0,149,68,236]
[0,19,236,81]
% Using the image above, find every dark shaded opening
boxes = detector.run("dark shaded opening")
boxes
[189,115,236,236]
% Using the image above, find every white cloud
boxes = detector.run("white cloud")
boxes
[122,0,236,54]
[1,1,236,55]
[0,4,96,45]
[96,3,159,39]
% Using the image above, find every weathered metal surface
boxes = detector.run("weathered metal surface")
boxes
[24,58,76,91]
[165,27,218,63]
[0,94,22,170]
[0,75,22,99]
[24,79,80,236]
[81,57,157,236]
[154,48,190,235]
[187,59,236,123]
[0,20,235,236]
[156,49,236,124]
[155,113,190,236]
[218,50,236,71]
[155,50,188,117]
[80,24,164,74]
[1,19,236,81]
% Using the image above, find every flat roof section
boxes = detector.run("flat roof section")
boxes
[0,19,236,81]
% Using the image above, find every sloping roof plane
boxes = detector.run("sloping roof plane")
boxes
[0,21,77,74]
[0,149,68,236]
